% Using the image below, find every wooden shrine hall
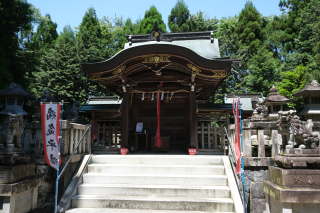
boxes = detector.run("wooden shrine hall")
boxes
[81,22,240,154]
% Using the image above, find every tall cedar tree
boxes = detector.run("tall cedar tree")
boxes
[33,25,108,105]
[279,0,310,53]
[76,7,104,63]
[294,0,320,74]
[236,1,264,57]
[168,0,190,32]
[187,11,218,32]
[32,14,59,55]
[0,0,33,90]
[213,17,244,103]
[136,6,167,34]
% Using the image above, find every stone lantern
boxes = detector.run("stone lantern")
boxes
[260,85,291,121]
[0,83,34,115]
[292,80,320,121]
[0,83,33,160]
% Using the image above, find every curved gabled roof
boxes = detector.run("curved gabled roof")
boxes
[81,40,233,74]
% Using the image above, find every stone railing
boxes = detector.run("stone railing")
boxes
[20,121,91,211]
[22,121,91,157]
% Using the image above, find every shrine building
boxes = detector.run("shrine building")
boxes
[80,22,240,154]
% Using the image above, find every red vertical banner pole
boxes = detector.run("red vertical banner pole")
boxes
[233,98,241,174]
[155,83,163,148]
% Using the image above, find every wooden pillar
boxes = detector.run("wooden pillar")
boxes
[121,91,129,148]
[189,90,197,148]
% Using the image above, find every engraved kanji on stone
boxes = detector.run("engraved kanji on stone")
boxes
[46,123,55,136]
[47,108,56,120]
[50,154,58,165]
[47,139,57,151]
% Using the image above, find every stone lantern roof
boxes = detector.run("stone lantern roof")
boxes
[0,83,34,99]
[293,80,320,97]
[261,85,291,104]
[0,83,34,115]
[292,80,320,116]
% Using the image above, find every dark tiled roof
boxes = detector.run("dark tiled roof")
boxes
[0,83,34,99]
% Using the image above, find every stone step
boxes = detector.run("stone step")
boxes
[77,184,231,198]
[66,208,235,213]
[71,195,234,212]
[91,155,223,166]
[88,164,225,175]
[83,173,228,186]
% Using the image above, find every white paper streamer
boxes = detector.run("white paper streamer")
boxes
[141,93,145,100]
[151,93,154,100]
[161,92,164,100]
[170,92,174,100]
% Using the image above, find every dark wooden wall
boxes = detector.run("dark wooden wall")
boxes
[132,94,189,152]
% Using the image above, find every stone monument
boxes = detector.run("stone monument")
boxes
[264,80,320,213]
[0,83,40,213]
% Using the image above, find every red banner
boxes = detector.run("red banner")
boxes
[41,103,62,169]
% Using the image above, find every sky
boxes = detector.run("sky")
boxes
[27,0,283,34]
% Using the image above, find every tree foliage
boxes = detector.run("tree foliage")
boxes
[236,1,265,57]
[168,0,190,32]
[136,6,167,34]
[0,0,33,90]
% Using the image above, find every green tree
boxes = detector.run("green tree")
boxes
[277,64,307,112]
[245,47,283,96]
[0,0,33,90]
[32,14,58,55]
[32,25,107,104]
[136,6,167,34]
[76,7,104,63]
[213,16,244,103]
[187,11,218,32]
[236,1,264,57]
[294,0,320,72]
[279,0,311,53]
[168,0,190,32]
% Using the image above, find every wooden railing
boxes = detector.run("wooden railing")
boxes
[92,121,121,152]
[197,121,226,153]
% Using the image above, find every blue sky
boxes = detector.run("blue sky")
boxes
[27,0,283,33]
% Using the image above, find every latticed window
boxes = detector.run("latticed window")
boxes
[139,107,157,117]
[164,107,185,117]
[17,99,23,106]
[7,99,15,105]
[312,97,320,104]
[304,97,309,105]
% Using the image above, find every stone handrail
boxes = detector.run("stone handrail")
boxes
[22,121,91,157]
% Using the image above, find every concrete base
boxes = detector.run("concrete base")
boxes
[0,176,40,213]
[265,193,320,213]
[0,163,35,184]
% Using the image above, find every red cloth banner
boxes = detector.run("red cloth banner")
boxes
[155,83,163,148]
[233,98,241,174]
[41,103,62,169]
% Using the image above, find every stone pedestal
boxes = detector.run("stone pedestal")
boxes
[264,166,320,213]
[0,163,40,213]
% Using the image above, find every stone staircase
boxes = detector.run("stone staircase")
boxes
[66,155,239,213]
